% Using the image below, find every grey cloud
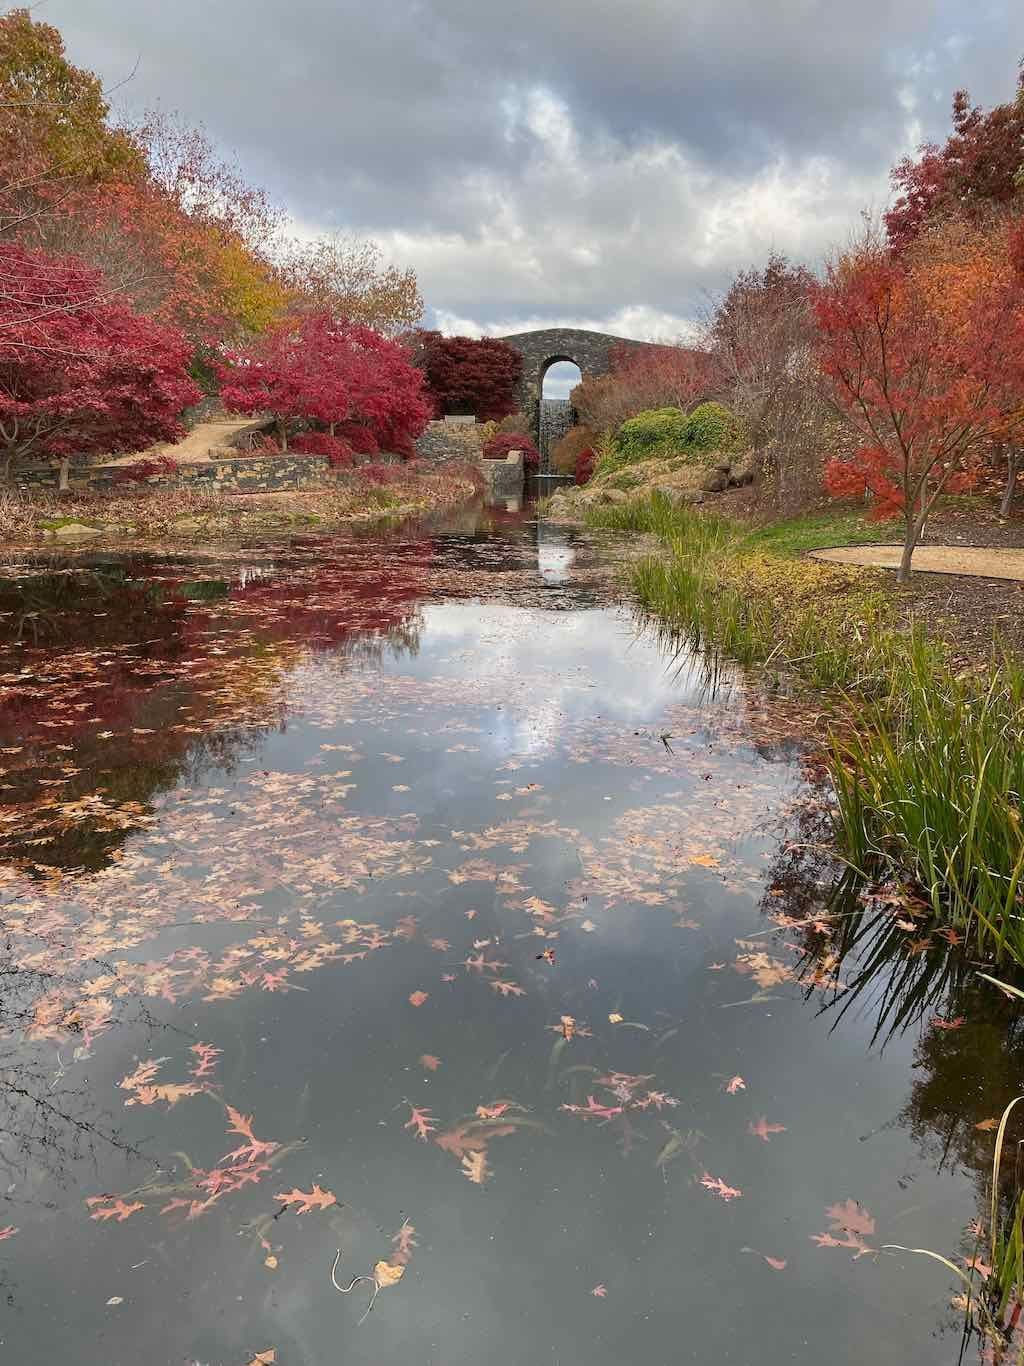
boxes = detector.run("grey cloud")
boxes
[44,1,1023,331]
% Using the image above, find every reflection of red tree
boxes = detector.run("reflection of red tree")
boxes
[0,535,432,871]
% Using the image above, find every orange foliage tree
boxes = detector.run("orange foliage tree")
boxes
[816,220,1024,579]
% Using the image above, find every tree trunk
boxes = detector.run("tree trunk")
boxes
[277,419,288,453]
[329,422,336,438]
[58,456,70,493]
[1001,447,1020,519]
[896,534,916,584]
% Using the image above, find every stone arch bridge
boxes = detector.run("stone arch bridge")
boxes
[495,327,661,466]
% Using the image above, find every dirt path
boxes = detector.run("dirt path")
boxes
[105,416,265,465]
[809,544,1024,582]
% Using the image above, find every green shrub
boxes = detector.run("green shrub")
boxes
[686,401,745,453]
[616,407,690,463]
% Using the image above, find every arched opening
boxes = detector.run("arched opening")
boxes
[538,358,582,473]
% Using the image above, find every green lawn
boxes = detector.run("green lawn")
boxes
[735,509,897,558]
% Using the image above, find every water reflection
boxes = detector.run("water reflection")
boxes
[0,507,1016,1365]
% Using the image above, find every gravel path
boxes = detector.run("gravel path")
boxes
[809,544,1024,581]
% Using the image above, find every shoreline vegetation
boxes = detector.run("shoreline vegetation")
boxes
[0,463,482,546]
[580,492,1024,974]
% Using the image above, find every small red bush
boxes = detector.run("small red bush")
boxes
[481,431,540,469]
[111,456,179,484]
[575,447,596,485]
[291,432,355,467]
[360,462,405,485]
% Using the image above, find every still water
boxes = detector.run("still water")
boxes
[0,502,1013,1364]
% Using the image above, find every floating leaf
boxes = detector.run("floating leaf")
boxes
[700,1172,742,1201]
[749,1116,787,1142]
[404,1103,437,1140]
[274,1185,337,1215]
[408,990,429,1007]
[420,1054,441,1071]
[374,1260,406,1287]
[724,1076,746,1094]
[460,1150,489,1184]
[591,1284,607,1298]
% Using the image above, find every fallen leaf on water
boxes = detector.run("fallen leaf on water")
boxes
[246,1352,275,1366]
[465,910,477,920]
[608,1012,624,1024]
[560,1015,576,1040]
[690,853,720,868]
[274,1185,337,1215]
[86,1197,144,1223]
[420,1054,441,1071]
[975,1118,999,1131]
[741,1247,787,1271]
[708,962,726,971]
[580,919,596,933]
[461,1150,489,1184]
[825,1199,875,1237]
[0,1226,18,1240]
[408,991,429,1007]
[374,1260,406,1287]
[725,1076,746,1094]
[490,979,526,998]
[749,1116,787,1142]
[106,1296,124,1306]
[591,1284,607,1298]
[404,1103,437,1140]
[930,1015,965,1031]
[700,1172,742,1201]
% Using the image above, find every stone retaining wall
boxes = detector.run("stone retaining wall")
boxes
[16,453,358,495]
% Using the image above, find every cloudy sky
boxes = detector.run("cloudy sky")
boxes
[45,0,1021,350]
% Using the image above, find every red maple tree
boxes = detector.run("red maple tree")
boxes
[885,72,1024,252]
[219,312,431,458]
[410,331,522,421]
[0,242,200,483]
[816,223,1024,579]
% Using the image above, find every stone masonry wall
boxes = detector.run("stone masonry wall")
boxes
[15,453,356,495]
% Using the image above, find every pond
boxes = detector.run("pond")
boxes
[0,500,1015,1365]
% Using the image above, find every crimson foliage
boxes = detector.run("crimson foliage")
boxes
[575,447,597,485]
[885,74,1024,251]
[219,313,431,459]
[411,331,522,421]
[482,430,540,469]
[290,432,354,467]
[0,242,200,478]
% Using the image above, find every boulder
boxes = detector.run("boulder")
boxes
[652,484,705,505]
[701,472,729,493]
[49,521,103,538]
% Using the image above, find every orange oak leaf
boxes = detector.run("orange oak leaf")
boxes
[87,1197,145,1222]
[749,1116,787,1142]
[825,1199,875,1237]
[222,1106,279,1166]
[976,1118,999,1131]
[475,1102,510,1119]
[420,1054,442,1071]
[764,1256,787,1270]
[931,1015,965,1031]
[724,1076,746,1094]
[700,1172,742,1201]
[0,1226,17,1239]
[490,979,525,997]
[246,1352,276,1366]
[189,1042,222,1078]
[274,1184,337,1215]
[374,1260,405,1287]
[408,991,429,1007]
[391,1219,417,1265]
[404,1103,437,1140]
[460,1150,489,1184]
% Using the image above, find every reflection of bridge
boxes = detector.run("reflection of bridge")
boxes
[495,327,660,469]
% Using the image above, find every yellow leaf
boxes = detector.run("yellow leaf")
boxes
[264,1254,278,1270]
[374,1260,406,1287]
[608,1013,623,1024]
